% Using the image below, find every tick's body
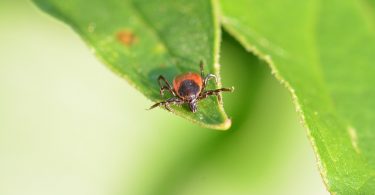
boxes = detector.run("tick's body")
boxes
[149,61,233,112]
[173,72,202,100]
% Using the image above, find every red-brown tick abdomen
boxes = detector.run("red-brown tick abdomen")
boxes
[173,72,203,99]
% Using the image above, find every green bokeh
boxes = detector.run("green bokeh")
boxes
[0,1,327,194]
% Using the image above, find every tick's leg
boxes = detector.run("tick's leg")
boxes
[149,100,172,111]
[199,87,234,103]
[200,60,219,91]
[148,97,183,112]
[200,60,205,78]
[164,97,183,111]
[202,74,218,91]
[158,75,176,96]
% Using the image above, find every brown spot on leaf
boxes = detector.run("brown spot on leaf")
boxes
[117,30,137,46]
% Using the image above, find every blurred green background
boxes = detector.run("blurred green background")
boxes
[0,1,328,194]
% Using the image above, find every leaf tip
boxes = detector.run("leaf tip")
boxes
[208,117,232,131]
[220,118,232,130]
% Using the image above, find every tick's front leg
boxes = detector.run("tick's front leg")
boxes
[157,75,176,96]
[148,97,183,112]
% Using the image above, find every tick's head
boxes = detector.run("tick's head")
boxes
[188,99,198,113]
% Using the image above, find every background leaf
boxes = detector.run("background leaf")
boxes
[32,0,231,130]
[220,0,375,193]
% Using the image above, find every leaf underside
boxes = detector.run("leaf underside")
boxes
[32,0,231,130]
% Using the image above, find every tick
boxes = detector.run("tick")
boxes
[149,61,233,112]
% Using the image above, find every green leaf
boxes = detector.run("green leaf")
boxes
[32,0,231,130]
[219,0,375,193]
